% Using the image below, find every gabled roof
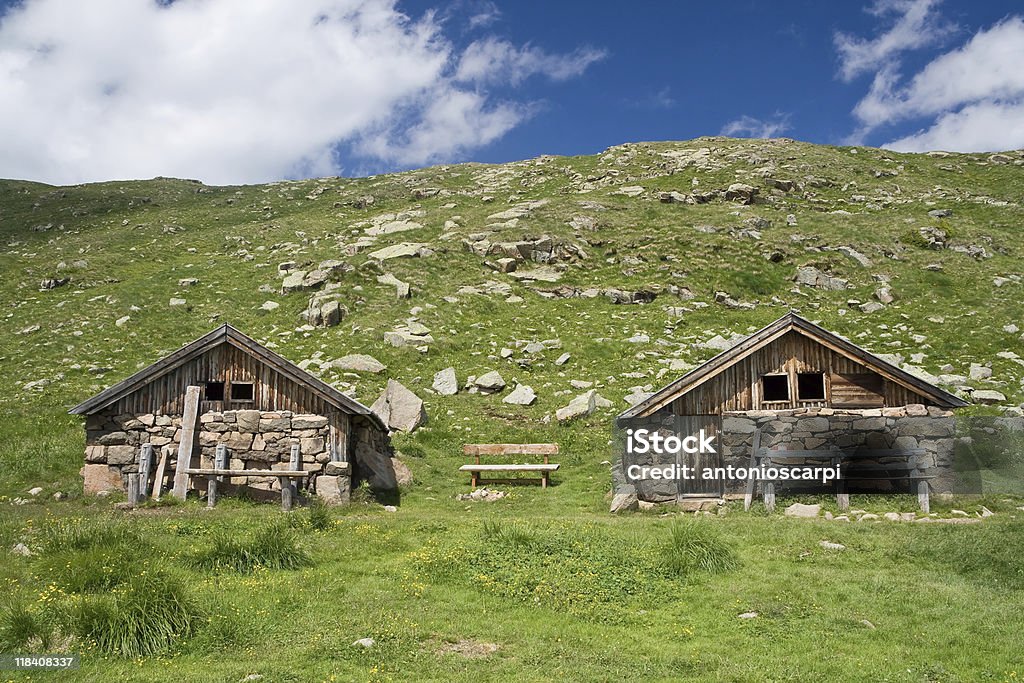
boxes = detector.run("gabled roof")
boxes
[618,311,968,421]
[69,324,384,428]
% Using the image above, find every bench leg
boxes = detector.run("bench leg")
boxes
[207,476,217,509]
[471,472,478,488]
[280,477,293,511]
[764,482,775,513]
[917,480,930,514]
[837,479,849,512]
[542,472,548,489]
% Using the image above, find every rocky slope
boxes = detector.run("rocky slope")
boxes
[1,137,1022,494]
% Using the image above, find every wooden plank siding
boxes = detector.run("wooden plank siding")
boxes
[671,330,932,415]
[108,341,335,416]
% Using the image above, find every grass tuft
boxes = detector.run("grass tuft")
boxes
[660,520,739,577]
[188,523,312,573]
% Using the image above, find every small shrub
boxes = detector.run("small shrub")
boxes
[188,523,312,573]
[660,520,739,577]
[70,570,198,658]
[481,519,536,547]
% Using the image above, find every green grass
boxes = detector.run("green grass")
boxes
[0,138,1023,679]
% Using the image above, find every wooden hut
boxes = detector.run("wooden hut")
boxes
[70,324,391,504]
[616,312,968,503]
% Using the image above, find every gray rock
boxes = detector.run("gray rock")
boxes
[474,371,506,393]
[371,380,427,432]
[391,457,413,487]
[784,503,821,518]
[502,384,537,405]
[11,543,32,557]
[556,390,597,422]
[367,243,428,261]
[352,638,376,648]
[28,487,43,496]
[969,364,992,381]
[818,540,846,551]
[332,354,386,373]
[555,353,571,366]
[737,611,759,619]
[315,475,350,506]
[610,485,639,513]
[973,389,1005,404]
[433,367,459,396]
[795,266,848,291]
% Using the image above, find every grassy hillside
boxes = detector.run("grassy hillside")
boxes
[0,137,1023,681]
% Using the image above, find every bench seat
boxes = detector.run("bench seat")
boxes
[459,463,560,472]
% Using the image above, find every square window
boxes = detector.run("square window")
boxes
[231,382,254,401]
[762,374,789,402]
[204,381,225,401]
[798,372,826,401]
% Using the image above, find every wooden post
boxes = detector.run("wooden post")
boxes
[282,444,301,511]
[127,474,140,507]
[172,385,202,500]
[764,482,776,513]
[208,444,227,509]
[138,444,153,501]
[152,448,169,500]
[744,430,761,512]
[917,479,930,514]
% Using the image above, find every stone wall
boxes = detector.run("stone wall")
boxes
[618,404,957,505]
[82,408,354,503]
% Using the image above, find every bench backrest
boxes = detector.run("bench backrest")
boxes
[463,443,559,464]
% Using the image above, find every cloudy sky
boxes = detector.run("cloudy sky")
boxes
[0,0,1022,185]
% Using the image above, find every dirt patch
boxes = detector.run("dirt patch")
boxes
[435,639,500,659]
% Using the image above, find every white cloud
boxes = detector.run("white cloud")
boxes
[885,99,1024,152]
[0,0,602,185]
[834,0,955,82]
[720,114,791,139]
[855,17,1024,126]
[454,37,606,86]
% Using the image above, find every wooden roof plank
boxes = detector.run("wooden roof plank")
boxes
[617,311,968,421]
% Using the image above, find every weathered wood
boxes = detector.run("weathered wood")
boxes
[171,385,202,500]
[280,477,293,511]
[744,429,761,512]
[138,444,153,499]
[764,481,776,513]
[459,464,560,472]
[288,444,302,504]
[463,443,559,456]
[183,468,307,477]
[206,444,228,509]
[918,479,930,513]
[127,473,141,506]
[151,448,169,500]
[837,478,850,512]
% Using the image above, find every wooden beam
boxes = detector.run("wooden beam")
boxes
[172,385,202,500]
[463,443,559,456]
[151,448,168,500]
[138,444,153,501]
[183,468,309,477]
[127,474,140,507]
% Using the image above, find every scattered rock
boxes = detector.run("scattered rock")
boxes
[259,301,279,311]
[433,367,459,396]
[725,183,758,204]
[371,380,427,432]
[11,543,32,557]
[367,243,431,261]
[794,266,848,291]
[503,384,537,405]
[818,540,846,551]
[301,292,344,327]
[332,354,385,373]
[457,488,507,502]
[169,297,187,307]
[28,487,43,496]
[737,611,759,619]
[352,638,376,649]
[610,485,639,513]
[474,371,507,394]
[973,389,1005,404]
[784,503,821,518]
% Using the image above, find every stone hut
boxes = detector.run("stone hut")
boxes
[616,312,969,504]
[70,324,393,504]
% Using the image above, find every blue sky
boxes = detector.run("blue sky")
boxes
[0,0,1022,184]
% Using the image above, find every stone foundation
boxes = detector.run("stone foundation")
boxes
[619,404,957,504]
[82,409,359,503]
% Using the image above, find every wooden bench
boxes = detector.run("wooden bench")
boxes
[744,430,933,513]
[182,443,327,510]
[460,443,559,488]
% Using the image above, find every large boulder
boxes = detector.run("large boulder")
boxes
[82,464,123,494]
[784,503,821,518]
[610,485,639,513]
[315,474,351,505]
[371,379,427,432]
[556,390,597,422]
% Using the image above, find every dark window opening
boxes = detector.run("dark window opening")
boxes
[762,374,790,402]
[204,381,225,401]
[798,372,826,401]
[231,382,254,402]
